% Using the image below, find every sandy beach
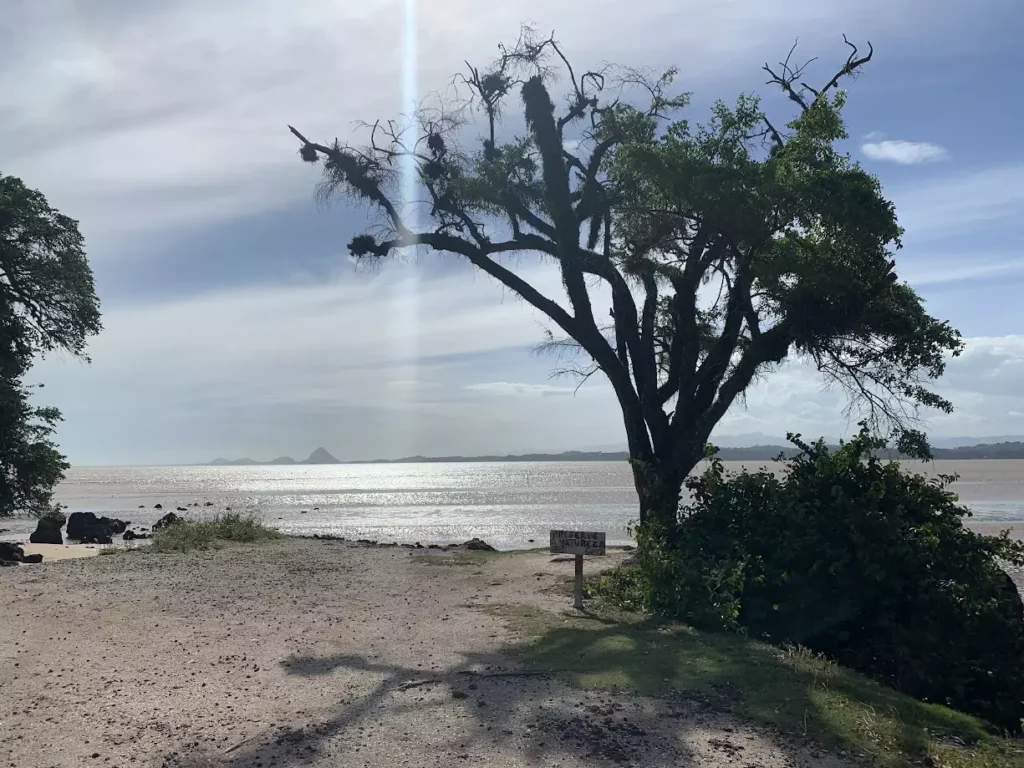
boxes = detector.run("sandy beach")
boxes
[17,542,102,561]
[0,538,860,768]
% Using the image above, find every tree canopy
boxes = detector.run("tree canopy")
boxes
[291,30,962,527]
[0,173,101,516]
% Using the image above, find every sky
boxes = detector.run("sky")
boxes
[2,0,1023,465]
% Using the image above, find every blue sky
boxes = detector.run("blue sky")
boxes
[2,0,1023,465]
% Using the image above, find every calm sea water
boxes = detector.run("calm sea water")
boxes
[3,460,1024,549]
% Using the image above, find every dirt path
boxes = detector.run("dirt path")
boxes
[1,539,851,767]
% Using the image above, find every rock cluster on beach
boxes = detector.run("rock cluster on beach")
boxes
[309,534,499,552]
[66,512,129,545]
[463,538,497,552]
[0,543,42,566]
[153,512,184,531]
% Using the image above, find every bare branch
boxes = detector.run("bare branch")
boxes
[763,36,872,112]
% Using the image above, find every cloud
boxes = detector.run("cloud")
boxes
[464,382,578,397]
[32,256,624,463]
[0,0,968,255]
[5,0,1023,464]
[900,256,1024,287]
[718,336,1024,441]
[889,164,1024,241]
[861,139,949,164]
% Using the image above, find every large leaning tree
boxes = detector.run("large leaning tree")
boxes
[0,173,101,516]
[290,30,962,530]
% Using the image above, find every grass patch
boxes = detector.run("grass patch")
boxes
[494,603,1024,768]
[149,513,280,553]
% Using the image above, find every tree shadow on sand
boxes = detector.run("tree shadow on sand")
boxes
[158,603,1010,767]
[516,620,1004,766]
[160,625,721,767]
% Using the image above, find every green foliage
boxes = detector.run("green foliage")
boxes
[0,175,101,359]
[600,427,1024,732]
[0,376,68,517]
[1,173,101,518]
[148,513,281,553]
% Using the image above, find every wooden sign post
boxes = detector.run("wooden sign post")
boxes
[549,530,606,609]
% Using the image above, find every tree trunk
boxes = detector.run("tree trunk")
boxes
[630,443,706,538]
[631,458,684,529]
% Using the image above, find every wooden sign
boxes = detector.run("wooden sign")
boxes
[550,530,606,610]
[549,530,606,556]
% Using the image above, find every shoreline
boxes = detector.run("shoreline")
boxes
[2,522,1021,562]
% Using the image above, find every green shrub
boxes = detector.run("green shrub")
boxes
[149,512,280,553]
[602,427,1024,732]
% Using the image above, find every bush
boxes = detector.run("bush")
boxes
[600,427,1024,732]
[149,513,280,553]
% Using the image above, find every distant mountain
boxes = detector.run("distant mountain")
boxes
[206,448,340,466]
[709,433,1024,450]
[356,450,632,464]
[928,435,1024,449]
[305,447,341,464]
[932,441,1024,459]
[208,441,1024,466]
[706,442,1024,461]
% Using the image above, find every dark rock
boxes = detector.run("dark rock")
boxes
[300,510,308,514]
[204,502,213,506]
[527,539,535,543]
[30,511,65,544]
[29,521,63,544]
[175,506,187,512]
[81,533,113,545]
[138,505,145,509]
[123,530,152,541]
[415,542,424,549]
[154,503,163,510]
[428,544,441,550]
[20,553,43,564]
[66,512,127,543]
[462,538,496,552]
[153,512,183,531]
[1,542,25,566]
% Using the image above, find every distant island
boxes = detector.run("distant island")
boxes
[208,447,341,466]
[207,441,1024,465]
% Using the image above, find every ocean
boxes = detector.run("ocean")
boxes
[2,460,1024,549]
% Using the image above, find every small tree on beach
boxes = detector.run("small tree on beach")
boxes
[291,30,962,533]
[0,173,101,516]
